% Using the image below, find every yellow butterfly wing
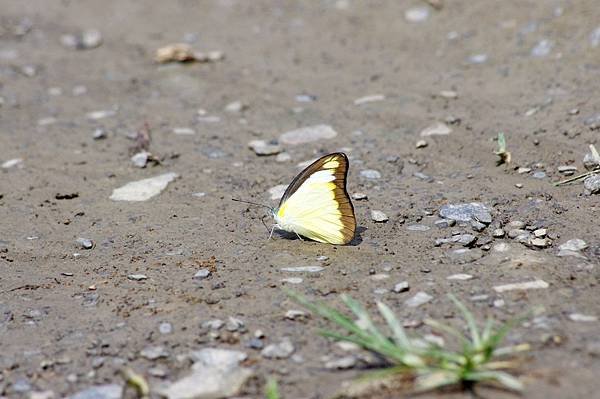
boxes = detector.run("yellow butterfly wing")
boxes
[274,153,356,244]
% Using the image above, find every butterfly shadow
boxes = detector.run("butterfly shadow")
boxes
[348,226,366,246]
[272,226,366,246]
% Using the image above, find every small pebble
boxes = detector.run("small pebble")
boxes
[393,281,410,293]
[404,291,433,307]
[420,122,452,137]
[279,125,337,145]
[558,239,588,252]
[533,228,547,238]
[131,151,150,168]
[415,140,428,148]
[407,224,430,232]
[127,274,147,281]
[285,310,307,320]
[446,273,473,281]
[370,210,388,222]
[468,54,488,64]
[569,313,598,322]
[404,6,430,23]
[584,175,600,194]
[492,228,505,238]
[493,279,549,293]
[354,94,385,105]
[434,219,455,228]
[92,128,107,140]
[159,322,173,334]
[202,319,224,330]
[76,237,94,249]
[360,169,381,179]
[173,127,195,135]
[224,100,248,113]
[280,277,303,284]
[531,39,553,57]
[248,140,281,156]
[352,192,368,200]
[324,356,357,369]
[517,167,532,174]
[140,346,169,360]
[2,158,23,169]
[261,338,295,359]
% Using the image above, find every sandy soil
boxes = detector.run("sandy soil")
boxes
[1,1,599,398]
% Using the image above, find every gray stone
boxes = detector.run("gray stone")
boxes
[370,210,388,222]
[130,151,150,168]
[226,317,245,332]
[280,266,324,273]
[508,229,527,239]
[66,385,122,399]
[189,348,247,368]
[532,171,547,179]
[2,158,23,169]
[173,127,195,135]
[448,248,484,263]
[360,169,381,179]
[248,140,281,156]
[471,220,487,232]
[76,238,94,249]
[285,309,308,320]
[404,292,433,307]
[584,175,600,194]
[507,220,526,229]
[404,6,430,23]
[393,281,410,293]
[533,228,547,238]
[110,173,178,201]
[493,279,549,293]
[279,125,337,145]
[202,319,224,330]
[468,53,488,64]
[140,345,169,360]
[447,273,473,281]
[261,338,295,359]
[434,219,456,228]
[492,228,505,238]
[248,338,264,349]
[531,39,553,57]
[530,237,550,248]
[558,239,588,252]
[159,322,173,334]
[435,234,477,247]
[193,269,211,280]
[557,165,578,174]
[268,184,288,200]
[81,29,103,49]
[420,122,452,137]
[224,100,248,113]
[92,128,107,140]
[439,202,491,224]
[568,313,598,322]
[275,152,291,162]
[159,349,251,399]
[407,224,430,232]
[354,94,385,105]
[583,153,600,170]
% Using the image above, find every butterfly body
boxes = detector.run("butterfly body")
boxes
[273,153,356,245]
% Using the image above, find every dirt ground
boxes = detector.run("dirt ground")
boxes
[1,1,599,398]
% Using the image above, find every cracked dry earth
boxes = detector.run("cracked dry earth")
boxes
[1,1,599,398]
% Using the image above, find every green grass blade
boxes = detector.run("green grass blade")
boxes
[376,301,410,348]
[448,294,481,348]
[466,370,523,391]
[265,378,280,399]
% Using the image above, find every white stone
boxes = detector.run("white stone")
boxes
[110,172,178,201]
[404,6,430,23]
[420,122,452,137]
[280,277,303,284]
[280,266,324,273]
[569,313,598,322]
[353,94,385,105]
[370,210,389,222]
[404,291,433,307]
[2,158,23,168]
[279,124,337,145]
[493,279,549,293]
[559,239,588,252]
[360,169,381,179]
[173,127,195,135]
[447,273,473,281]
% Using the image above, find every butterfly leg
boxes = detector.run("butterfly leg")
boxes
[268,224,277,240]
[295,232,304,241]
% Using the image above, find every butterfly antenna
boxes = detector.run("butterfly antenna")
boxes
[232,198,273,212]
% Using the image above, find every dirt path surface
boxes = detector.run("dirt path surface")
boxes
[1,1,599,398]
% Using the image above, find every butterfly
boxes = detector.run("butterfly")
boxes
[272,152,356,244]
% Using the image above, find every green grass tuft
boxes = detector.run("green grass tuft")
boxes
[287,289,529,393]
